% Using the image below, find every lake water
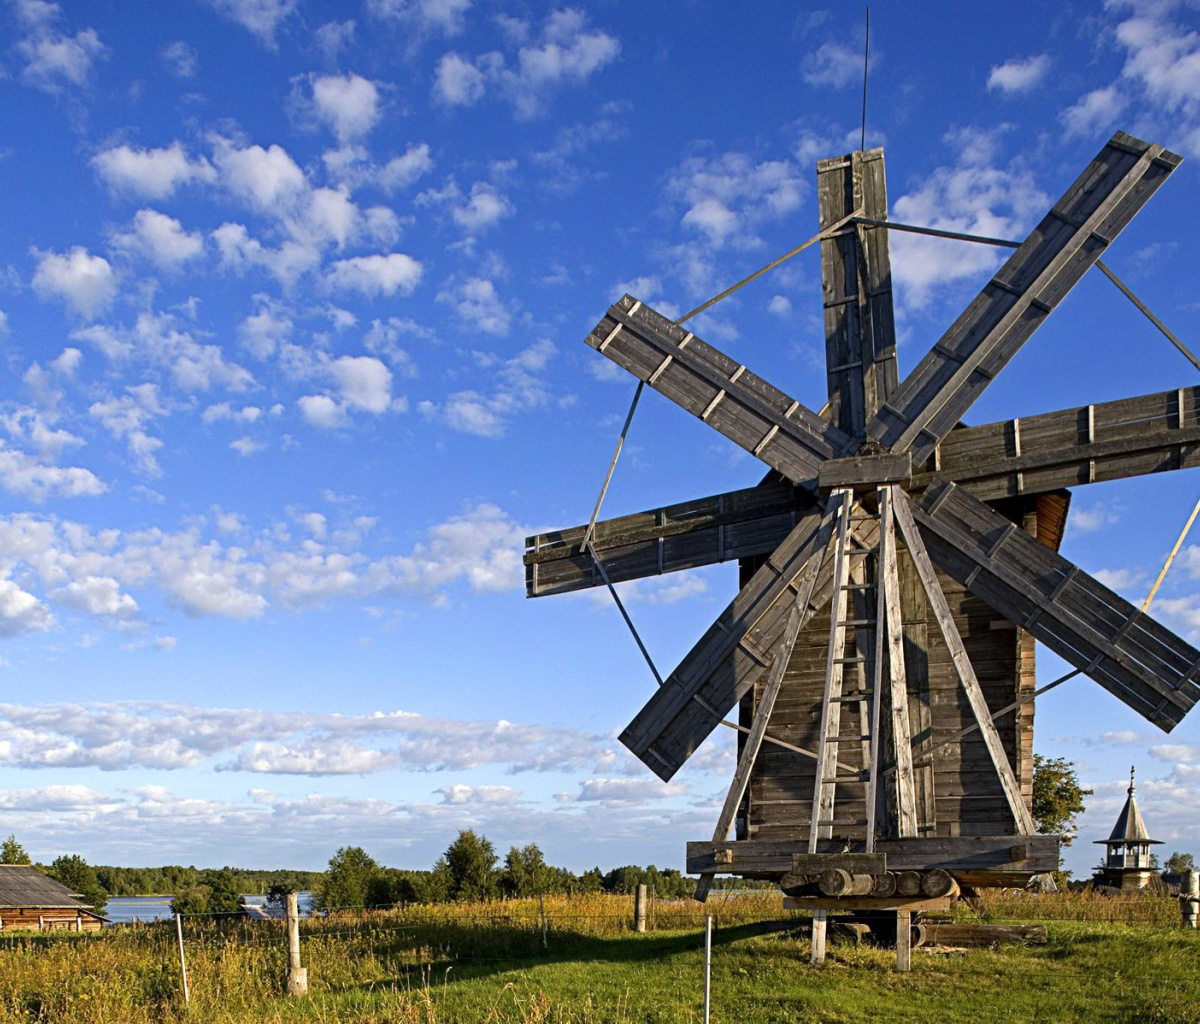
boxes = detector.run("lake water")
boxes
[104,892,316,924]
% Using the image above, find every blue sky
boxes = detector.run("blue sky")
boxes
[1,0,1200,879]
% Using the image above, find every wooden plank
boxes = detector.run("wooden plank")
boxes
[881,486,919,837]
[695,588,810,901]
[785,896,953,914]
[586,296,854,488]
[791,853,887,875]
[913,384,1200,501]
[818,148,899,438]
[619,500,843,780]
[868,132,1181,466]
[524,476,812,597]
[914,482,1200,731]
[810,491,854,852]
[818,451,912,490]
[686,835,1060,875]
[892,490,1038,835]
[896,909,912,972]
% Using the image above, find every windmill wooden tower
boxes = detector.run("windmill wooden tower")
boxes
[525,132,1200,967]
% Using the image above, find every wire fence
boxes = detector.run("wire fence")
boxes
[0,890,1195,1022]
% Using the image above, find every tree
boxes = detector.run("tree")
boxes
[264,883,291,916]
[1,835,30,865]
[1166,852,1196,877]
[444,830,498,901]
[205,868,245,915]
[170,885,212,915]
[47,854,108,913]
[1032,755,1092,846]
[500,843,554,898]
[319,847,379,911]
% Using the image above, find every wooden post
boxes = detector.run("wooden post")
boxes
[895,909,912,973]
[634,884,648,933]
[174,913,190,1006]
[285,892,308,997]
[811,910,827,964]
[703,915,712,1024]
[539,893,548,949]
[1182,869,1199,928]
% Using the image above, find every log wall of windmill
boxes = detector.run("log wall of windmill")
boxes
[738,500,1044,843]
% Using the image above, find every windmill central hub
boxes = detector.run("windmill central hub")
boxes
[817,451,912,492]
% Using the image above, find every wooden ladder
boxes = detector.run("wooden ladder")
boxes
[808,488,881,964]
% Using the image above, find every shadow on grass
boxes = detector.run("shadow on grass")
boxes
[323,919,799,995]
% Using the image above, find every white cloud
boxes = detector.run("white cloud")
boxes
[327,253,423,297]
[436,276,511,335]
[0,579,53,637]
[380,143,435,189]
[437,784,521,805]
[110,209,204,268]
[88,384,165,476]
[500,9,619,119]
[1060,86,1129,140]
[212,137,307,211]
[572,777,686,807]
[92,142,217,200]
[890,128,1048,311]
[988,54,1051,94]
[309,73,382,143]
[205,0,297,47]
[160,40,197,78]
[1069,501,1123,535]
[212,223,322,289]
[298,394,348,429]
[230,436,265,457]
[16,11,106,94]
[330,356,393,413]
[1092,567,1142,591]
[0,443,105,501]
[768,295,791,317]
[31,247,117,319]
[452,181,514,231]
[422,339,555,436]
[314,20,356,60]
[367,0,473,36]
[433,51,487,105]
[802,40,866,89]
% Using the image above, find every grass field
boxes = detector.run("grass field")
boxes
[1,892,1198,1023]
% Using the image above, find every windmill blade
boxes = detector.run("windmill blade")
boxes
[909,482,1200,731]
[868,132,1182,466]
[620,496,847,781]
[912,384,1200,502]
[525,476,815,598]
[586,296,855,489]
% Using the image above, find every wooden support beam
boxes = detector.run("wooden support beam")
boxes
[892,490,1037,835]
[587,296,856,489]
[869,132,1181,465]
[818,451,911,491]
[694,585,811,902]
[620,499,845,781]
[880,486,919,837]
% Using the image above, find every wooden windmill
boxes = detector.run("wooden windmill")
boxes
[525,132,1200,966]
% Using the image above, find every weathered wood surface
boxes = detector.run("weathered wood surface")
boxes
[524,476,812,597]
[784,895,953,914]
[914,482,1200,730]
[619,501,845,780]
[924,923,1047,947]
[586,296,853,489]
[915,385,1200,501]
[686,835,1060,875]
[790,853,887,875]
[818,451,911,490]
[868,132,1182,466]
[819,148,898,438]
[894,489,1037,835]
[817,869,876,896]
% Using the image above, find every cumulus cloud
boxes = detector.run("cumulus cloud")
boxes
[205,0,297,47]
[367,0,473,36]
[890,127,1048,310]
[433,51,487,105]
[435,276,512,335]
[420,338,556,436]
[0,579,53,637]
[88,383,165,476]
[330,356,394,413]
[211,137,307,211]
[14,3,106,94]
[1061,86,1129,140]
[110,210,204,268]
[307,73,382,143]
[988,54,1050,93]
[802,40,870,89]
[0,443,105,501]
[31,247,117,319]
[298,393,348,429]
[160,40,197,78]
[92,142,217,200]
[327,253,423,297]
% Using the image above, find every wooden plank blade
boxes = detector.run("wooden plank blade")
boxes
[912,482,1200,731]
[586,296,855,489]
[619,499,846,781]
[524,476,814,598]
[869,132,1182,465]
[912,384,1200,501]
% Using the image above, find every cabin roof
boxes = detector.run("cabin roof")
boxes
[0,865,95,910]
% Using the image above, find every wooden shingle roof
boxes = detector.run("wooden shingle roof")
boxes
[0,865,93,909]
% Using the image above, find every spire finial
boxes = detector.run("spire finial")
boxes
[1129,765,1136,795]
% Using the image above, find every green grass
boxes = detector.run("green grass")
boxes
[0,894,1198,1023]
